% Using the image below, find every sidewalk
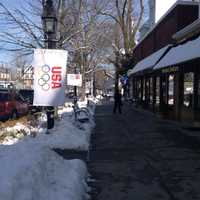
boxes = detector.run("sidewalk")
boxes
[130,103,200,149]
[88,102,200,200]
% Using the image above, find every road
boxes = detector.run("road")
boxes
[88,102,200,200]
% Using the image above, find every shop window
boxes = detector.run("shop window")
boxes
[162,76,168,105]
[156,77,160,105]
[183,72,194,108]
[197,78,200,108]
[142,78,145,101]
[138,79,142,100]
[168,74,174,105]
[145,78,150,102]
[134,79,137,99]
[149,78,153,104]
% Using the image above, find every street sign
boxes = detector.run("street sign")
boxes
[67,74,82,87]
[120,75,128,85]
[33,49,68,106]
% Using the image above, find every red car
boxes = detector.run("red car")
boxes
[0,90,29,120]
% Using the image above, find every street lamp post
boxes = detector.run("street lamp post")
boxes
[42,0,57,130]
[92,70,96,97]
[74,66,77,105]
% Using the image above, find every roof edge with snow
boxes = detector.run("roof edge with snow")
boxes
[154,35,200,70]
[128,45,172,76]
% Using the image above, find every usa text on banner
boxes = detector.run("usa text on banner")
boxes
[33,49,68,106]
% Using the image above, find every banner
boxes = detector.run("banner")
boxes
[67,74,82,87]
[33,49,68,106]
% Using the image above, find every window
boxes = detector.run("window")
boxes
[197,78,200,108]
[149,78,153,104]
[0,93,10,102]
[137,79,142,100]
[142,78,145,101]
[156,77,160,105]
[183,72,194,108]
[145,78,150,102]
[168,74,174,105]
[162,76,168,105]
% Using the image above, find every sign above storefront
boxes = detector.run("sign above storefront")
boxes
[162,66,179,74]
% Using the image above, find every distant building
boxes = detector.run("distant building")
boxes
[16,66,33,89]
[139,0,155,41]
[0,66,11,81]
[139,0,199,42]
[22,66,33,89]
[0,65,13,89]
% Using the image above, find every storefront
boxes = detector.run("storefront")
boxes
[128,2,200,124]
[128,45,172,111]
[154,35,200,122]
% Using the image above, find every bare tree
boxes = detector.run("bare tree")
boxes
[61,0,114,98]
[97,0,144,91]
[0,1,44,56]
[100,0,144,55]
[0,0,140,97]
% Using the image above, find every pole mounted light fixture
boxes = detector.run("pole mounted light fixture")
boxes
[42,0,57,35]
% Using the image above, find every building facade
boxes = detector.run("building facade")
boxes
[22,66,34,89]
[16,66,34,89]
[0,66,11,81]
[129,1,200,124]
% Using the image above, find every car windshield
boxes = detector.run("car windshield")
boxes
[0,93,9,101]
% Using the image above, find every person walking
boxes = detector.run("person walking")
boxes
[113,89,122,114]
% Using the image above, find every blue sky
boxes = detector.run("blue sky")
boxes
[0,0,23,65]
[0,0,181,66]
[0,0,22,8]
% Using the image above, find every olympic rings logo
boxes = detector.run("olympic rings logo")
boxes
[38,65,51,91]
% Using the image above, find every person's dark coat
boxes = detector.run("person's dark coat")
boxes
[113,91,122,114]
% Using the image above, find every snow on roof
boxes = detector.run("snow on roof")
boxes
[128,45,171,76]
[154,35,200,70]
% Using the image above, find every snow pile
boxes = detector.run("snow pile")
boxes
[31,100,95,150]
[0,100,97,200]
[0,142,88,200]
[0,113,47,145]
[1,100,95,150]
[31,114,93,150]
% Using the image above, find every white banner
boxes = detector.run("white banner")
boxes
[33,49,68,106]
[67,74,82,87]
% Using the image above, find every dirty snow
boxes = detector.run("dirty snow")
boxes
[0,99,97,200]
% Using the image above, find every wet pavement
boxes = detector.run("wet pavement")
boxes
[88,103,200,200]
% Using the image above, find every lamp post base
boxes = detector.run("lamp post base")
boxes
[46,106,54,130]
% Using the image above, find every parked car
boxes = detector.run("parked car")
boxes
[18,89,42,114]
[18,89,34,105]
[0,89,29,120]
